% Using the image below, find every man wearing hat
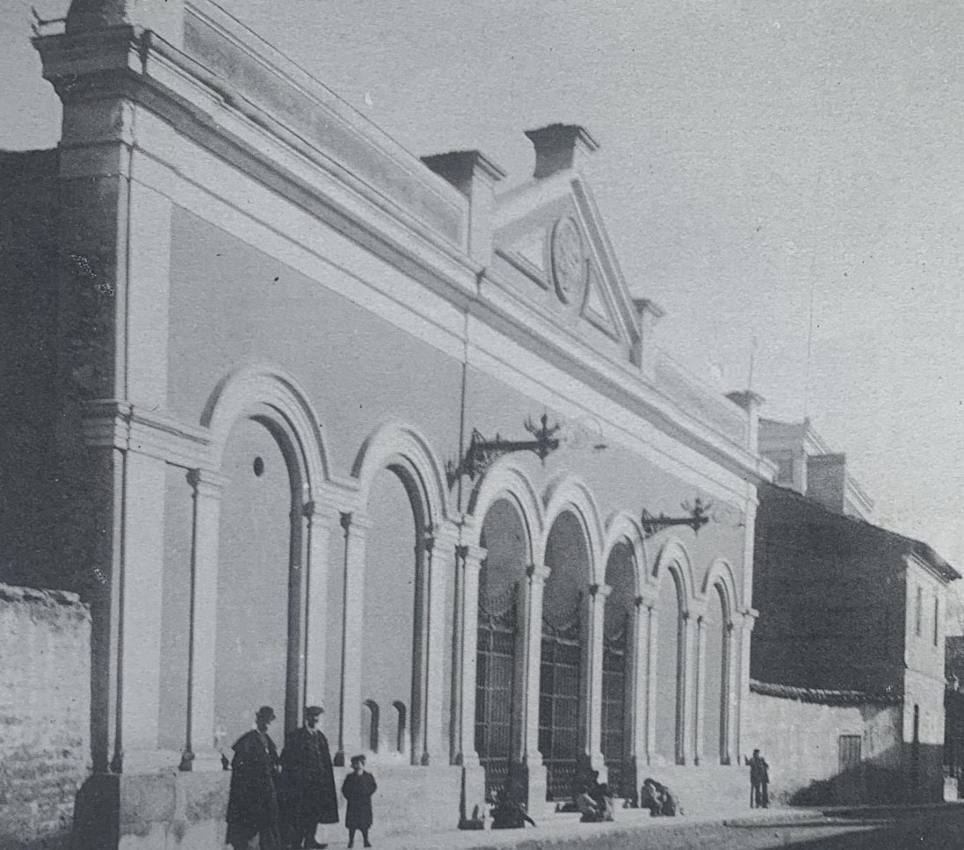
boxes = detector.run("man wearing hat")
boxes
[226,706,282,850]
[280,703,339,849]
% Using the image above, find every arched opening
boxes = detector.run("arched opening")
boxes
[601,541,635,796]
[702,582,727,764]
[362,700,380,753]
[655,568,684,764]
[215,415,303,745]
[541,510,590,800]
[363,465,422,763]
[475,498,527,797]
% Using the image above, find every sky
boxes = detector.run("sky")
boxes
[3,1,964,576]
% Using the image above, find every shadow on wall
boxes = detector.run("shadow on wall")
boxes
[786,743,945,807]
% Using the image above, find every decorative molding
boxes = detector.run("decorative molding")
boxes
[82,399,212,468]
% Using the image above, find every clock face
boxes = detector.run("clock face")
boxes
[551,217,587,305]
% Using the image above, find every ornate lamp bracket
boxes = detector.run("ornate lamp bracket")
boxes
[445,412,562,486]
[640,496,713,539]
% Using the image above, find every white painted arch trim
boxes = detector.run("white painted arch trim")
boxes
[352,419,451,528]
[700,558,743,623]
[652,537,697,614]
[202,361,330,492]
[465,457,545,567]
[542,473,606,584]
[600,511,649,599]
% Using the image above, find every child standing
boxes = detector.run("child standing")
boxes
[342,754,377,848]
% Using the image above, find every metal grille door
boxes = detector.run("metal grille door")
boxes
[475,590,516,799]
[601,618,628,797]
[539,614,582,801]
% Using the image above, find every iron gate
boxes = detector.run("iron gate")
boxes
[475,585,516,799]
[601,616,628,797]
[539,612,582,801]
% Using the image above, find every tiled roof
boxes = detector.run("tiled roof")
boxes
[750,679,901,706]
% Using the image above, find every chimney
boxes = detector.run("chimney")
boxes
[806,453,847,513]
[631,298,664,377]
[726,390,765,454]
[422,150,506,265]
[524,124,599,179]
[65,0,185,47]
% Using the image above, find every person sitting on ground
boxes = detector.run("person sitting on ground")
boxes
[640,778,683,817]
[590,779,615,822]
[490,780,536,829]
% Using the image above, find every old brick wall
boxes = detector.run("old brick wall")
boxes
[744,689,902,805]
[0,584,90,848]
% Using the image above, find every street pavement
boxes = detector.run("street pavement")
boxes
[349,804,964,850]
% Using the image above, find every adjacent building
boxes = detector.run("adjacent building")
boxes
[749,417,958,802]
[0,1,770,845]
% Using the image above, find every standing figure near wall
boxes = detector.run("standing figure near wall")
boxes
[280,704,340,849]
[747,748,770,808]
[226,706,282,850]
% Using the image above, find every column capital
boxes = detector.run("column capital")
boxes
[187,468,229,497]
[339,510,374,536]
[526,563,551,583]
[588,583,612,599]
[456,543,488,566]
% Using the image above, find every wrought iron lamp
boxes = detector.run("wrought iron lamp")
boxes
[640,497,712,538]
[446,412,562,485]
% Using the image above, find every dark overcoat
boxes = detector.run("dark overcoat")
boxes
[280,727,340,826]
[226,730,281,847]
[341,771,377,830]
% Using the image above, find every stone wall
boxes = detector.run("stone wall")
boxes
[0,584,91,848]
[744,688,902,806]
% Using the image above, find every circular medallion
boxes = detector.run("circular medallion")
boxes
[550,217,587,305]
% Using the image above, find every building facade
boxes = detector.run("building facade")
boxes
[752,473,958,802]
[2,1,773,844]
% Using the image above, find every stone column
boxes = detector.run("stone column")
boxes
[516,563,550,807]
[626,595,652,799]
[416,529,454,765]
[583,583,611,778]
[736,611,756,763]
[451,544,485,767]
[677,611,693,765]
[335,511,371,766]
[721,620,735,765]
[693,613,708,766]
[645,604,659,766]
[303,499,340,710]
[180,468,228,771]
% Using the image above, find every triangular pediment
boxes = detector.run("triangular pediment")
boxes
[490,173,640,359]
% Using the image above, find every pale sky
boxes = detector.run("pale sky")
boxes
[3,1,963,573]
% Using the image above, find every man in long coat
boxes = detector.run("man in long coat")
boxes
[747,748,770,808]
[281,704,339,849]
[226,706,282,850]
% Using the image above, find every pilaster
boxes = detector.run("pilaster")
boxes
[416,529,455,765]
[335,511,372,766]
[180,468,228,772]
[452,543,486,768]
[625,596,653,800]
[303,498,341,709]
[517,564,550,807]
[693,613,708,766]
[645,604,659,765]
[584,583,611,777]
[722,620,736,765]
[678,610,694,765]
[736,610,757,763]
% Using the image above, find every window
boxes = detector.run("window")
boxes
[362,700,380,752]
[934,596,940,647]
[916,586,923,637]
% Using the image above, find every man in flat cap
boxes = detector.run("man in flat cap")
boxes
[280,704,339,849]
[226,705,282,850]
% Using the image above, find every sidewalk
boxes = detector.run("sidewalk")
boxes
[360,806,821,850]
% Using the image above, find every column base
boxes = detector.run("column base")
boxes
[179,746,228,772]
[458,764,487,828]
[513,758,548,813]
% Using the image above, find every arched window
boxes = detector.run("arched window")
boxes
[362,700,380,752]
[393,701,408,754]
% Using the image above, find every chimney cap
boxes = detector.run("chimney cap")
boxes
[524,124,599,179]
[421,150,507,192]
